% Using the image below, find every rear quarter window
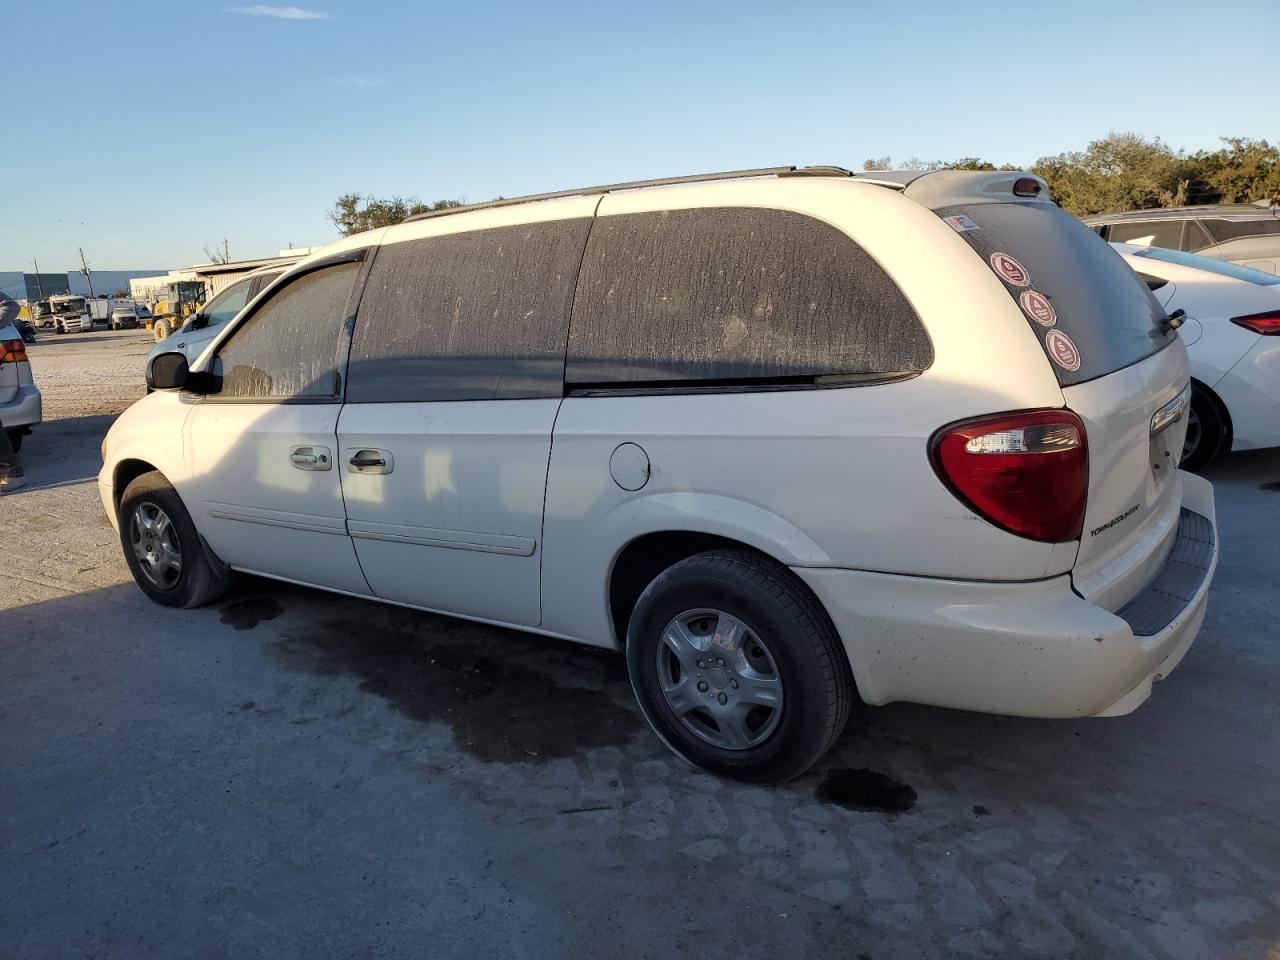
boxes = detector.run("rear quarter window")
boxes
[939,202,1174,386]
[567,207,931,386]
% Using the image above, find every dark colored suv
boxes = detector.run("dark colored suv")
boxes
[1085,202,1280,275]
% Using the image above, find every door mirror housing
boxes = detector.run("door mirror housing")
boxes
[190,312,208,330]
[148,352,189,391]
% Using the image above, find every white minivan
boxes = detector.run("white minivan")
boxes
[100,166,1218,782]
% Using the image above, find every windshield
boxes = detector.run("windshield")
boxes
[33,302,51,317]
[52,298,87,314]
[938,201,1174,386]
[1129,245,1280,285]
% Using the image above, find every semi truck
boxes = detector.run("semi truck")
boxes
[46,294,93,334]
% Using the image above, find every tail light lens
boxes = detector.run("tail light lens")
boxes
[930,409,1088,542]
[0,338,27,363]
[1230,309,1280,335]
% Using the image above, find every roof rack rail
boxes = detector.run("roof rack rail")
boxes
[402,165,856,223]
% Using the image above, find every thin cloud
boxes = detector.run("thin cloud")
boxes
[333,77,385,89]
[224,5,333,19]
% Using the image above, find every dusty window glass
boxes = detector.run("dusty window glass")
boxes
[214,261,359,399]
[566,208,932,385]
[347,218,592,403]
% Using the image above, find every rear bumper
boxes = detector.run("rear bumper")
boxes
[0,385,42,429]
[795,473,1217,719]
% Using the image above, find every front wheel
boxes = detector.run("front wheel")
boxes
[117,471,232,608]
[153,318,172,341]
[626,549,854,783]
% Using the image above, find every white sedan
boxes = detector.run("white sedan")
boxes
[1112,243,1280,469]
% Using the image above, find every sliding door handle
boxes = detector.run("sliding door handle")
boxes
[345,448,395,475]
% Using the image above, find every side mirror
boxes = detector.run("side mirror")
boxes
[190,313,208,330]
[148,352,189,390]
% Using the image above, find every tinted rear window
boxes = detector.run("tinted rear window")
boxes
[567,207,931,386]
[939,202,1174,386]
[347,219,592,403]
[1204,218,1280,242]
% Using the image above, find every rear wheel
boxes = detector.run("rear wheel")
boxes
[1180,385,1228,472]
[117,471,232,608]
[6,429,23,453]
[626,549,853,783]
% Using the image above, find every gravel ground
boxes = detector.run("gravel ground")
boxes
[2,329,1279,959]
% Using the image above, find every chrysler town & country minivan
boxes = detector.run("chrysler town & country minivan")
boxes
[100,166,1218,781]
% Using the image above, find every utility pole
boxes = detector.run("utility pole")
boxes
[78,247,95,297]
[32,260,44,300]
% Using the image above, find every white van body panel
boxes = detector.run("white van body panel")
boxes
[184,402,371,596]
[98,391,192,528]
[337,399,558,627]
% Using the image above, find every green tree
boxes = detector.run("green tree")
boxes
[1183,137,1280,205]
[329,194,464,236]
[1031,132,1186,216]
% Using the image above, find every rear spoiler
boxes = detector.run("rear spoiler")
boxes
[854,169,1053,210]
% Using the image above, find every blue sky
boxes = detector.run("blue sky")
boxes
[3,0,1275,269]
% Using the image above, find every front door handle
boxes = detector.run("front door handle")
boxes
[289,445,332,471]
[346,448,394,475]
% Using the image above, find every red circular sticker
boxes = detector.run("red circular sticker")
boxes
[1019,289,1057,327]
[990,252,1030,287]
[1046,330,1081,372]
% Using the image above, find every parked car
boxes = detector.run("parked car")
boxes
[0,321,42,451]
[101,166,1217,782]
[1112,242,1280,469]
[110,306,140,330]
[144,266,287,373]
[1085,202,1280,274]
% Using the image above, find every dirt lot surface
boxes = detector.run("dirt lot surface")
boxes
[3,329,1279,959]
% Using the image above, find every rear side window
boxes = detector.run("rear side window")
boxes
[1106,219,1183,249]
[566,208,931,386]
[213,260,360,400]
[939,202,1174,386]
[347,219,592,403]
[1203,218,1280,242]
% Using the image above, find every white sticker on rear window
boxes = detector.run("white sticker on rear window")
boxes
[1019,289,1057,327]
[990,252,1031,287]
[1046,330,1081,371]
[944,214,980,233]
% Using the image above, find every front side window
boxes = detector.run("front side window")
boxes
[566,207,931,386]
[212,260,360,400]
[1107,219,1184,250]
[202,280,252,328]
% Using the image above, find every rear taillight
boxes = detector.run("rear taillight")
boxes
[0,338,26,363]
[1230,309,1280,335]
[929,410,1088,543]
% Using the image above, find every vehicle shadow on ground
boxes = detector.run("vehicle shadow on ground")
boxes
[6,413,117,493]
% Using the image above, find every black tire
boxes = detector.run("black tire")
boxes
[1180,384,1228,472]
[117,471,233,608]
[626,549,854,783]
[6,429,22,453]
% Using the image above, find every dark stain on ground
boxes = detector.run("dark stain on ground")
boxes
[816,768,917,813]
[267,606,639,765]
[1260,481,1280,493]
[220,597,284,631]
[973,804,991,817]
